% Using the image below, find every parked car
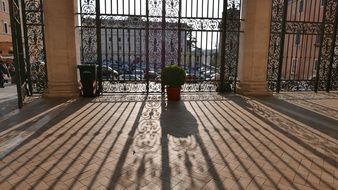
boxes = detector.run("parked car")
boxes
[184,69,205,82]
[210,73,235,82]
[203,70,217,78]
[199,65,218,73]
[154,75,161,83]
[144,70,158,80]
[210,73,220,81]
[102,59,113,66]
[185,74,199,83]
[101,65,118,80]
[110,61,130,73]
[133,69,144,75]
[118,75,141,81]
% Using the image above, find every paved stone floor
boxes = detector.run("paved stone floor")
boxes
[0,84,18,118]
[0,92,337,190]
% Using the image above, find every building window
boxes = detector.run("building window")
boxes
[321,0,326,6]
[2,1,6,12]
[118,46,122,50]
[314,59,319,71]
[118,37,121,42]
[295,32,301,46]
[291,58,297,74]
[4,22,8,34]
[299,0,304,13]
[315,35,321,46]
[109,37,112,42]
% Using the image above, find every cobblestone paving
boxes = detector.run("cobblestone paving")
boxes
[0,93,337,190]
[0,84,18,118]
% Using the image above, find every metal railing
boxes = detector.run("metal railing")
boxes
[76,0,242,93]
[268,0,338,92]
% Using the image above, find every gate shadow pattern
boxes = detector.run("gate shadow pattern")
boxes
[0,93,337,189]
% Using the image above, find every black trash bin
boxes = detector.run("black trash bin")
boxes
[77,64,98,97]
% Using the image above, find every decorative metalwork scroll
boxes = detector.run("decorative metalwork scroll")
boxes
[317,0,338,91]
[23,0,47,93]
[224,3,241,90]
[77,0,242,93]
[267,0,338,92]
[267,0,287,92]
[79,0,97,64]
[331,33,338,90]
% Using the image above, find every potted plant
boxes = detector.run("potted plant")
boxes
[161,65,186,101]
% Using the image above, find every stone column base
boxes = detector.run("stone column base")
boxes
[236,81,272,97]
[43,81,80,98]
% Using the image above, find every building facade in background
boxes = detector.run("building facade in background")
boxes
[0,0,12,57]
[99,17,189,69]
[282,0,325,80]
[81,17,216,70]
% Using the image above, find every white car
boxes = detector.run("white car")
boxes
[118,75,141,81]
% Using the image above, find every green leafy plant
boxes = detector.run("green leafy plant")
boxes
[161,65,186,88]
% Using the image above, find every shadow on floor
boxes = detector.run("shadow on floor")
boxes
[227,95,338,167]
[257,96,338,138]
[0,93,336,190]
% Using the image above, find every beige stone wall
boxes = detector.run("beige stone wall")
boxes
[236,0,272,96]
[43,0,80,98]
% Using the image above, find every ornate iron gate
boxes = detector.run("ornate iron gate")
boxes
[22,0,48,94]
[9,0,47,108]
[77,0,241,93]
[268,0,338,92]
[9,0,26,108]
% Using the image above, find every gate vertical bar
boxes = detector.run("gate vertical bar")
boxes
[161,0,166,93]
[276,0,288,93]
[233,0,241,93]
[21,0,32,95]
[9,0,24,108]
[146,0,150,93]
[21,0,47,94]
[177,0,182,66]
[80,0,84,64]
[315,0,328,93]
[326,1,338,92]
[39,0,48,92]
[96,0,102,94]
[219,0,228,92]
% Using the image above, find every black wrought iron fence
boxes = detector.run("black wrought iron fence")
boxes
[76,0,242,93]
[9,0,47,95]
[268,0,338,92]
[9,0,47,108]
[22,0,48,94]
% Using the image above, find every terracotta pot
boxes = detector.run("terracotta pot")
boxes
[166,87,181,101]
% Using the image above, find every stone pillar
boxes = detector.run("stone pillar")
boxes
[236,0,272,96]
[43,0,79,98]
